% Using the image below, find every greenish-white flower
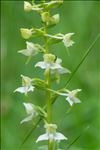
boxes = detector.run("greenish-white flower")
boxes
[14,75,34,94]
[21,103,38,124]
[41,12,60,26]
[41,12,50,23]
[60,89,81,106]
[63,33,75,48]
[20,28,32,39]
[24,1,32,12]
[45,33,74,48]
[18,41,40,57]
[36,123,67,142]
[35,54,62,70]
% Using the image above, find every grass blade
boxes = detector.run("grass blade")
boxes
[64,33,100,88]
[66,125,90,150]
[19,118,42,148]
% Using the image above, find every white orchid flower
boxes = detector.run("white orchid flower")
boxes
[60,89,81,106]
[21,103,38,124]
[63,33,75,48]
[18,41,40,57]
[35,54,63,70]
[14,75,34,95]
[36,123,67,142]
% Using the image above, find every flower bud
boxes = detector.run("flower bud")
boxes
[24,1,32,12]
[20,28,32,39]
[41,12,50,23]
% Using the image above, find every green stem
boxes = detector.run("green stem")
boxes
[46,69,52,123]
[44,23,53,150]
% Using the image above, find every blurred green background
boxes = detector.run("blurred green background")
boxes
[1,1,100,150]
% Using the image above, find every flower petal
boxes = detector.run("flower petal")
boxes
[14,86,34,94]
[26,41,34,50]
[14,87,27,93]
[23,103,34,114]
[74,97,81,104]
[66,97,73,106]
[35,61,50,69]
[55,132,67,141]
[70,89,81,96]
[56,67,71,74]
[36,133,48,142]
[50,63,62,69]
[55,58,62,64]
[18,49,32,56]
[20,114,33,124]
[28,86,34,92]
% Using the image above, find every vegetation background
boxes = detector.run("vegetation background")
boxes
[1,0,100,150]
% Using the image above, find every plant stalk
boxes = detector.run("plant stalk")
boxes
[44,23,53,150]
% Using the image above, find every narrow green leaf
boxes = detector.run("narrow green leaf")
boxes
[19,118,42,148]
[64,33,100,88]
[66,125,90,150]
